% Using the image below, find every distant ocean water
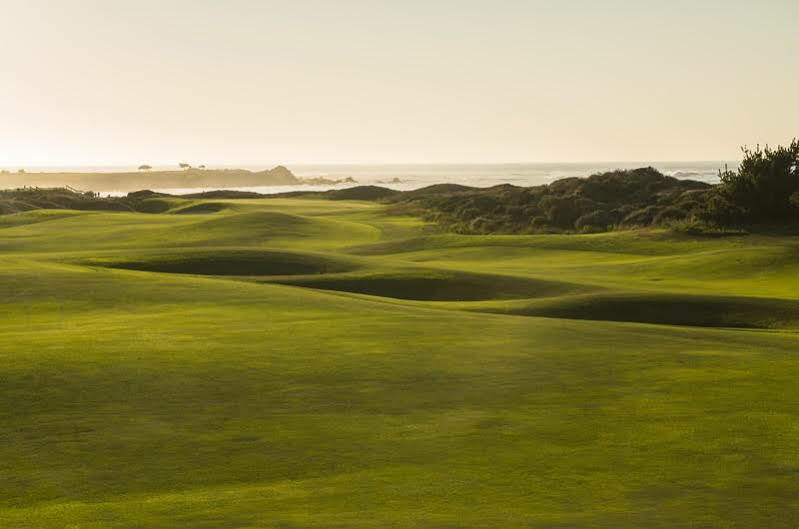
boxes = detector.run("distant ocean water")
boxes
[11,162,734,195]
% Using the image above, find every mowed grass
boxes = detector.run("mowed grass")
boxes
[3,197,799,528]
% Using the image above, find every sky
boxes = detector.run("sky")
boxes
[1,0,797,166]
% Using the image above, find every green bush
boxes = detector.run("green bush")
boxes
[717,140,799,220]
[384,168,711,234]
[698,193,746,226]
[653,206,689,225]
[575,210,613,231]
[622,206,662,226]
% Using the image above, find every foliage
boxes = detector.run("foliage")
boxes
[385,168,711,234]
[709,139,799,221]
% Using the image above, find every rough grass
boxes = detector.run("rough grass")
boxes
[3,198,799,528]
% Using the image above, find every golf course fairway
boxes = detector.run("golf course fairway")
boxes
[2,196,799,528]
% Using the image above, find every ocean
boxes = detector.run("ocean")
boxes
[9,162,733,195]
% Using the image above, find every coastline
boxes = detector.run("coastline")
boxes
[0,161,731,194]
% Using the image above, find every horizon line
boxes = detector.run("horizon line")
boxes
[0,160,739,168]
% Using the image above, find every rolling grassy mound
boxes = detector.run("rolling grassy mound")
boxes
[325,185,401,200]
[170,201,231,214]
[383,183,475,200]
[0,209,92,228]
[180,190,266,199]
[167,210,379,249]
[134,197,174,213]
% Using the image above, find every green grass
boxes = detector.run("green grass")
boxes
[3,196,799,528]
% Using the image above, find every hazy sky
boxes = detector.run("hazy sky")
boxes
[1,0,797,166]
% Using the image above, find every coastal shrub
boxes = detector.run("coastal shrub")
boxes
[380,168,712,234]
[541,197,580,227]
[698,192,746,226]
[468,216,492,233]
[653,206,689,225]
[622,206,662,226]
[530,216,549,229]
[575,210,614,231]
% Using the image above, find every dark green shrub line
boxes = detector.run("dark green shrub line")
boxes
[385,168,713,234]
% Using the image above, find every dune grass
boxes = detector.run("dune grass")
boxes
[3,196,799,528]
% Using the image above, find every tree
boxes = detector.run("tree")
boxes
[138,164,152,171]
[198,165,206,169]
[179,163,191,170]
[718,139,799,219]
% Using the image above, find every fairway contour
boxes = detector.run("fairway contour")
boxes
[487,292,799,329]
[91,249,358,276]
[275,269,591,301]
